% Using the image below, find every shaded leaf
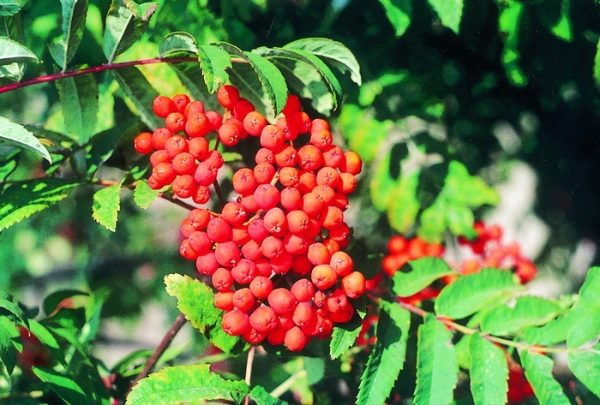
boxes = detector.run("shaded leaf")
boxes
[468,333,508,405]
[338,104,391,163]
[357,301,410,405]
[427,0,463,33]
[159,31,198,57]
[133,180,160,209]
[480,296,561,336]
[388,169,421,234]
[0,0,21,16]
[0,148,19,181]
[43,290,89,316]
[567,349,600,398]
[498,0,527,86]
[330,317,362,359]
[284,38,361,85]
[110,66,162,129]
[55,74,98,144]
[0,116,51,162]
[0,291,24,325]
[520,351,571,405]
[86,119,144,175]
[244,50,288,115]
[92,184,122,232]
[392,257,455,297]
[125,364,248,405]
[169,61,215,106]
[0,178,81,231]
[250,385,290,405]
[413,314,457,405]
[378,0,413,37]
[0,316,19,374]
[48,0,88,70]
[435,268,524,319]
[32,366,94,405]
[28,319,66,366]
[197,44,232,93]
[0,37,38,65]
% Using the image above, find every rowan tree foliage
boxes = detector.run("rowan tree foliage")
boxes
[1,1,600,404]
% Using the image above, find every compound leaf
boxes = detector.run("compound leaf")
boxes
[125,364,248,405]
[378,0,412,37]
[0,37,38,66]
[480,296,562,336]
[48,0,88,70]
[357,301,410,405]
[520,351,571,405]
[0,116,51,162]
[244,50,288,115]
[330,317,362,359]
[92,184,121,232]
[392,257,455,297]
[55,74,98,144]
[468,333,508,405]
[413,314,457,405]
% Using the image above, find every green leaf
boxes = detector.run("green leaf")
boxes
[32,366,94,405]
[48,0,88,69]
[164,274,244,353]
[87,119,144,176]
[435,268,524,320]
[0,148,19,182]
[250,385,290,405]
[567,349,600,398]
[498,0,527,86]
[337,104,391,163]
[578,266,600,303]
[566,306,600,348]
[159,31,198,57]
[0,116,52,162]
[444,161,499,208]
[480,296,562,336]
[0,0,21,16]
[595,39,600,90]
[28,319,66,366]
[357,301,410,405]
[330,317,362,359]
[103,0,158,63]
[243,50,288,115]
[392,257,455,297]
[0,292,25,325]
[0,37,38,65]
[169,61,215,106]
[284,38,362,86]
[55,74,98,144]
[520,351,571,405]
[110,66,162,129]
[133,180,160,209]
[197,44,232,93]
[370,148,402,211]
[388,169,421,234]
[549,0,572,42]
[378,0,412,36]
[92,184,122,232]
[413,315,457,405]
[43,290,89,316]
[0,316,19,374]
[427,0,463,33]
[468,333,508,405]
[0,178,81,231]
[125,364,249,405]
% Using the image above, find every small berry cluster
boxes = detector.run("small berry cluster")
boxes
[457,222,537,284]
[134,86,365,351]
[381,236,445,277]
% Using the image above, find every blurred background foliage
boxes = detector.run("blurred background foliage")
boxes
[1,0,599,371]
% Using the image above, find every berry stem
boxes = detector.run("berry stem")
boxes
[212,179,226,210]
[243,345,256,405]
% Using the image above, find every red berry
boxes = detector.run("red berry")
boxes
[152,95,177,118]
[134,132,153,154]
[222,309,250,336]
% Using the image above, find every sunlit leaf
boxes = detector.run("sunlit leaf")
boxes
[0,116,51,162]
[0,148,19,181]
[392,257,455,297]
[32,367,94,405]
[567,349,600,398]
[427,0,463,33]
[566,305,600,348]
[330,317,362,359]
[378,0,412,36]
[468,333,508,405]
[55,74,98,144]
[92,184,122,232]
[0,37,38,66]
[388,170,421,234]
[133,180,160,209]
[48,0,88,69]
[498,0,527,86]
[197,44,232,93]
[549,0,572,42]
[159,31,198,57]
[480,296,561,336]
[250,385,290,405]
[521,351,571,405]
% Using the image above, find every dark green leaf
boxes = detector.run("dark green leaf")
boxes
[164,274,244,354]
[250,385,290,405]
[435,268,524,319]
[0,116,52,162]
[55,74,98,144]
[0,316,19,374]
[28,319,66,366]
[520,351,571,405]
[244,50,288,115]
[337,104,391,163]
[92,184,122,232]
[86,119,144,175]
[111,66,162,129]
[0,292,24,325]
[159,31,198,57]
[0,0,21,16]
[392,257,455,297]
[42,290,89,316]
[103,0,158,63]
[357,301,410,405]
[378,0,412,36]
[468,333,508,405]
[595,39,600,89]
[567,349,600,398]
[169,61,215,107]
[48,0,89,70]
[125,364,249,405]
[427,0,463,33]
[284,38,362,85]
[0,148,19,181]
[197,44,232,93]
[32,366,94,405]
[498,0,527,86]
[0,37,38,65]
[480,296,562,336]
[388,170,421,234]
[413,314,458,405]
[0,178,81,231]
[133,180,160,209]
[330,317,362,359]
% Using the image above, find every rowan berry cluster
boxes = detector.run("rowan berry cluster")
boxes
[381,236,444,277]
[134,86,366,351]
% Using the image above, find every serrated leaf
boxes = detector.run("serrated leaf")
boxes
[133,180,160,209]
[32,366,94,405]
[169,61,215,106]
[566,306,600,348]
[284,38,361,86]
[567,349,600,398]
[357,301,410,405]
[159,31,198,57]
[378,0,412,36]
[392,257,455,297]
[520,351,571,405]
[164,274,244,353]
[125,364,249,405]
[0,37,38,65]
[0,0,21,16]
[468,333,508,405]
[56,74,98,144]
[427,0,463,33]
[87,119,144,175]
[92,184,121,232]
[330,317,362,359]
[435,268,524,320]
[103,0,158,63]
[0,116,51,162]
[48,0,88,69]
[197,44,232,93]
[110,66,162,129]
[244,51,288,115]
[0,178,80,231]
[480,296,562,336]
[413,314,457,405]
[250,385,290,405]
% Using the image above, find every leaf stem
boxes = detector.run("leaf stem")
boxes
[243,345,256,405]
[270,369,307,398]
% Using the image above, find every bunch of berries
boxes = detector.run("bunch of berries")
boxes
[381,236,444,277]
[134,86,365,351]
